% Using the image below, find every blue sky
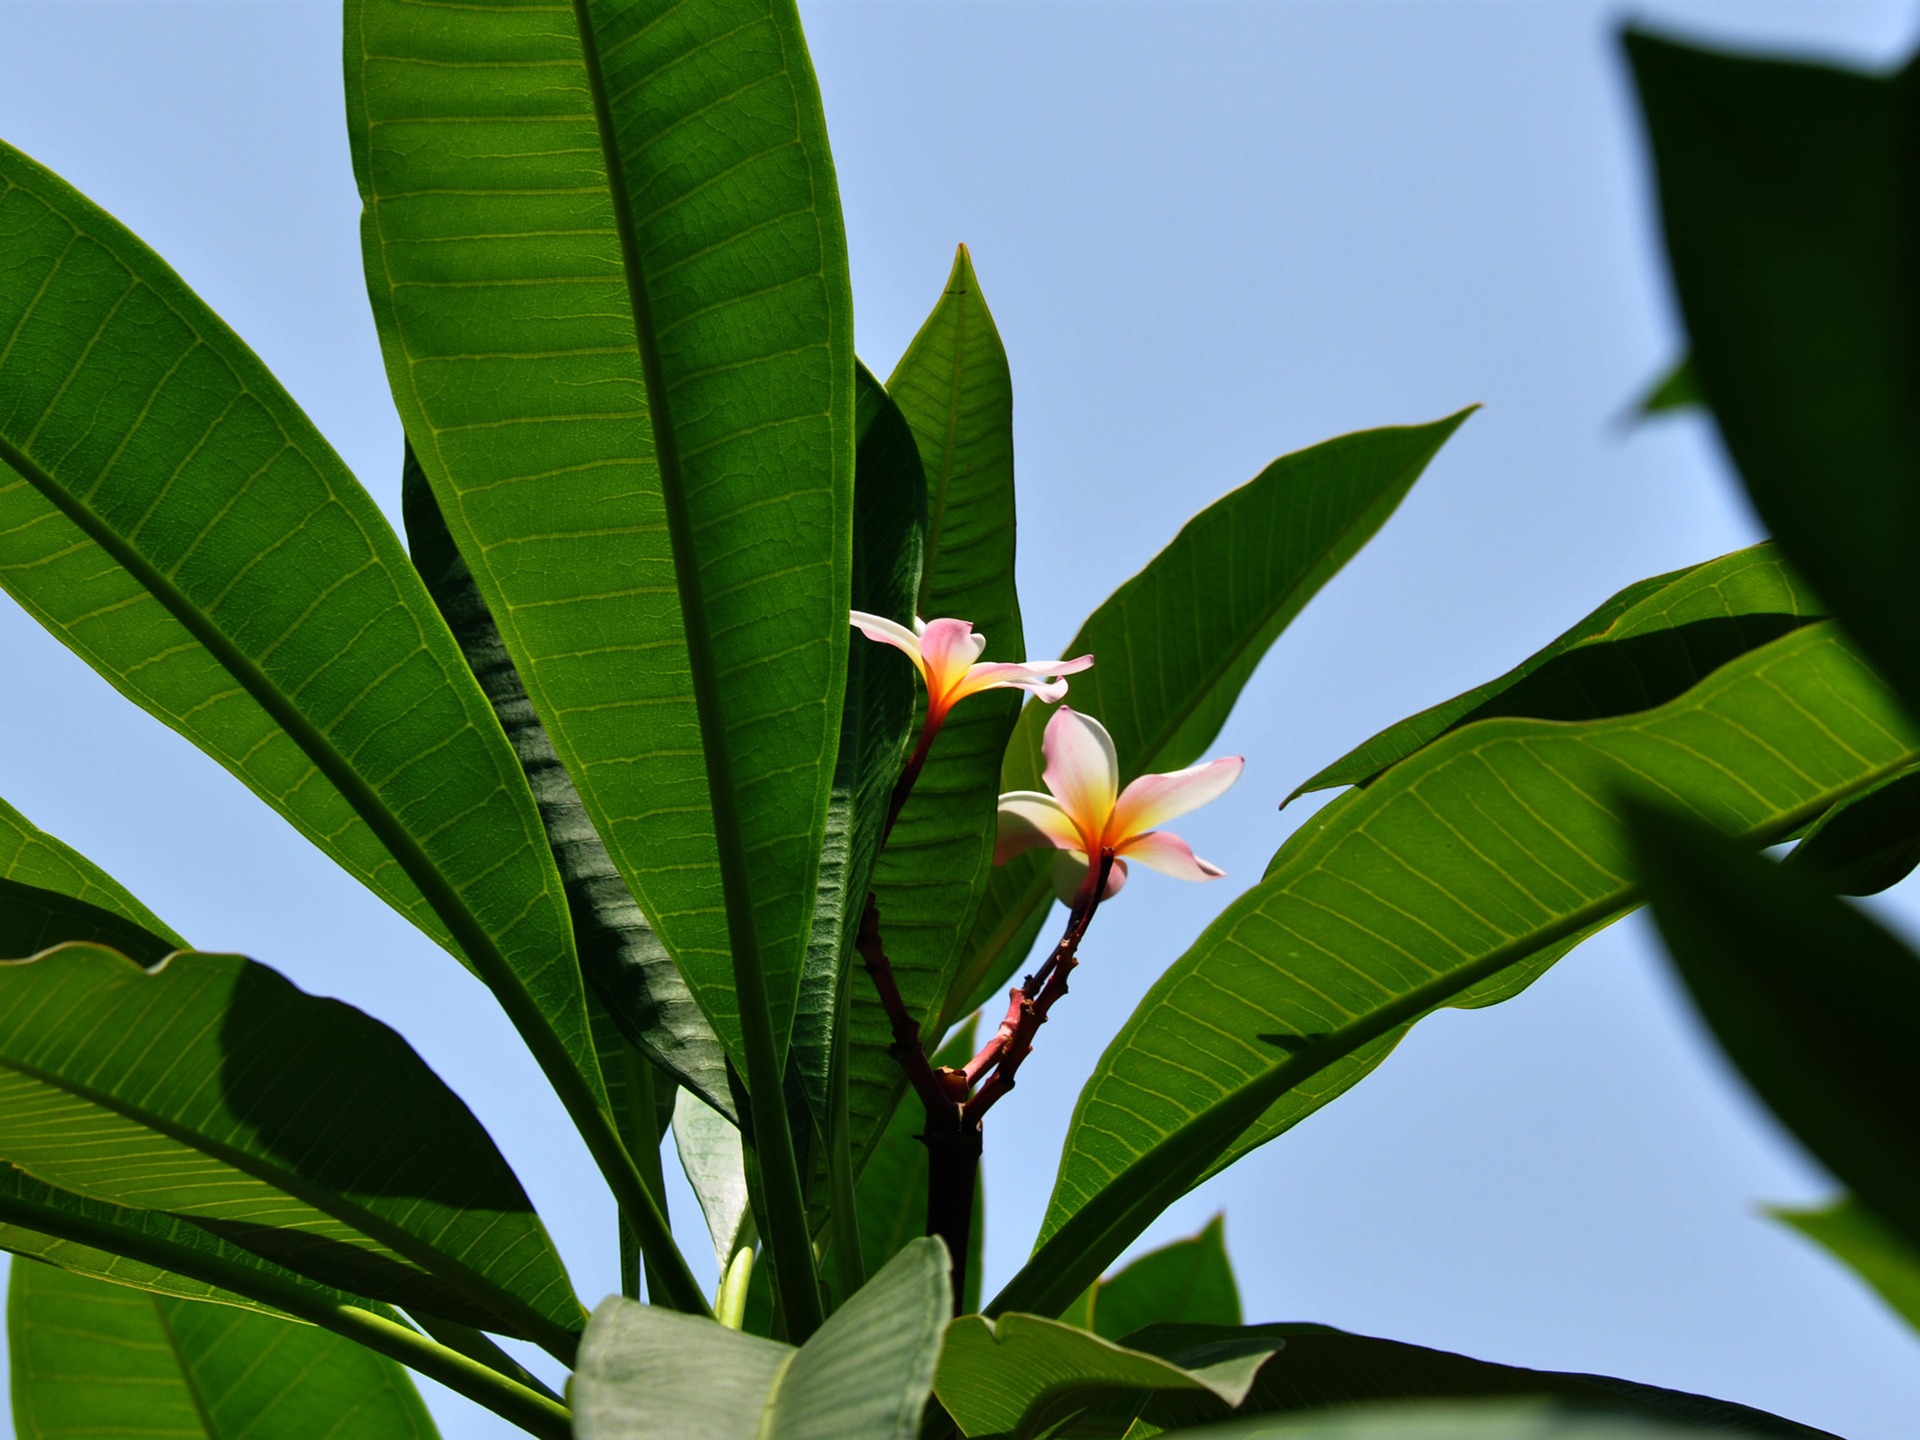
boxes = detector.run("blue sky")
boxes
[1,2,1918,1436]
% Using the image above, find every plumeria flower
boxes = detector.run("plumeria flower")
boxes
[994,706,1242,903]
[850,612,1092,726]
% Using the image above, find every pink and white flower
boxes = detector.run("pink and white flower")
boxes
[850,612,1092,725]
[994,707,1242,902]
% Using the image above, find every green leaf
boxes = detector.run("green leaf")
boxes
[1627,801,1920,1256]
[0,139,602,1127]
[9,1259,439,1440]
[0,944,582,1356]
[0,797,182,952]
[1635,356,1702,416]
[1291,543,1821,800]
[350,0,853,1073]
[1786,766,1920,896]
[791,363,926,1127]
[673,1088,754,1276]
[955,413,1473,1026]
[0,1161,363,1324]
[574,1237,950,1440]
[997,622,1918,1320]
[934,1311,1272,1439]
[845,248,1027,1173]
[401,445,732,1121]
[1627,35,1920,721]
[1077,1216,1241,1345]
[1120,1324,1833,1439]
[1155,1399,1809,1440]
[1776,1196,1920,1337]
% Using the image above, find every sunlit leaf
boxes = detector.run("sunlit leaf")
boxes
[575,1238,949,1440]
[1776,1196,1920,1337]
[997,624,1917,1319]
[8,1259,439,1440]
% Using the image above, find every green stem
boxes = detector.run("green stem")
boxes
[715,1244,756,1329]
[570,0,823,1342]
[0,1190,569,1439]
[0,433,705,1320]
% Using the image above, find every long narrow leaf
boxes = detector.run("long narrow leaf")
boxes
[955,414,1472,1026]
[996,623,1917,1319]
[0,944,582,1356]
[0,140,602,1129]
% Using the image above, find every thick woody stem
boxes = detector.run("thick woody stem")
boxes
[964,851,1113,1124]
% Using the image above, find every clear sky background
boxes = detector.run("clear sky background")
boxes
[1,2,1918,1436]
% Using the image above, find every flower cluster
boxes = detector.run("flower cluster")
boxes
[851,611,1241,900]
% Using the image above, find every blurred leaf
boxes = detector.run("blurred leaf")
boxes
[956,414,1472,1025]
[1077,1216,1241,1344]
[574,1238,949,1440]
[996,623,1917,1319]
[0,944,581,1354]
[1122,1324,1833,1439]
[1776,1196,1920,1336]
[673,1088,754,1276]
[1292,544,1820,800]
[935,1311,1271,1439]
[1152,1398,1811,1440]
[1636,356,1702,415]
[0,140,600,1113]
[1628,35,1920,720]
[8,1259,439,1440]
[791,364,926,1126]
[351,0,853,1067]
[402,445,733,1120]
[1627,802,1920,1256]
[846,248,1027,1173]
[1787,767,1920,896]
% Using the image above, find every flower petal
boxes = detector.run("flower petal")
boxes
[1108,755,1244,843]
[945,654,1094,708]
[850,610,925,675]
[1051,851,1128,903]
[1042,707,1119,840]
[917,618,987,705]
[995,792,1084,863]
[1116,828,1226,882]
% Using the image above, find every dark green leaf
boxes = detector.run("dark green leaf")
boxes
[1158,1400,1804,1440]
[955,414,1473,1026]
[1787,766,1920,895]
[1079,1215,1241,1344]
[574,1238,950,1440]
[845,248,1027,1173]
[1291,544,1820,800]
[1776,1196,1920,1336]
[1627,801,1920,1257]
[997,623,1918,1319]
[934,1311,1271,1439]
[1636,356,1702,415]
[351,0,854,1070]
[402,445,733,1120]
[8,1259,439,1440]
[1122,1324,1833,1439]
[791,363,926,1127]
[1627,35,1920,719]
[0,944,582,1354]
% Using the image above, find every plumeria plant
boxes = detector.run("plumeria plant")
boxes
[0,4,1910,1439]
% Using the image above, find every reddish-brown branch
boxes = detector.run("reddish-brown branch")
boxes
[854,896,948,1116]
[964,852,1113,1124]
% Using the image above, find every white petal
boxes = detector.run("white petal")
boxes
[1042,707,1119,838]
